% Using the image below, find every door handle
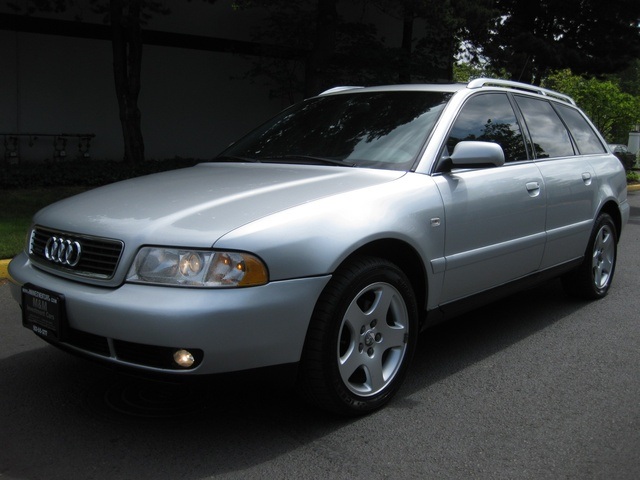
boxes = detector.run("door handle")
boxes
[526,181,541,197]
[582,172,592,185]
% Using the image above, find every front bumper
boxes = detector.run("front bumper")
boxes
[9,252,330,375]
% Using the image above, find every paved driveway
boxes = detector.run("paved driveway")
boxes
[1,192,639,480]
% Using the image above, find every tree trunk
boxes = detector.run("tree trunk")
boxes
[111,0,145,164]
[398,5,414,84]
[304,0,338,97]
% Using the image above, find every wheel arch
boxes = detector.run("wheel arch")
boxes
[599,200,622,241]
[341,239,428,320]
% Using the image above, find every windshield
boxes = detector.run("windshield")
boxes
[218,91,453,171]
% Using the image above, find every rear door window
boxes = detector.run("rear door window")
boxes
[514,96,575,159]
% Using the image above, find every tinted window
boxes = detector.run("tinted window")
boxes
[514,96,574,159]
[445,93,527,162]
[555,104,606,155]
[221,91,452,171]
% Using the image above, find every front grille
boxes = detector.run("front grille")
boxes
[29,227,124,279]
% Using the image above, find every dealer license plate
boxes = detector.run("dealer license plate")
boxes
[21,284,66,341]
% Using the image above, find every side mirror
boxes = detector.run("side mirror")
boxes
[441,141,505,171]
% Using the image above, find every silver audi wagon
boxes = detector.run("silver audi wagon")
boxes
[9,79,630,415]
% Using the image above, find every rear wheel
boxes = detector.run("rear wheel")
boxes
[297,256,418,416]
[562,213,618,299]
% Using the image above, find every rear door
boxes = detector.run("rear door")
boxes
[513,96,601,269]
[433,93,547,303]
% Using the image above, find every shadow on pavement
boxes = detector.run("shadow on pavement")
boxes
[0,279,589,479]
[396,278,590,406]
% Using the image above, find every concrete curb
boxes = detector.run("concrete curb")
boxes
[1,184,639,280]
[0,258,10,281]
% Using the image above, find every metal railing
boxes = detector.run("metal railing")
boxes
[2,133,95,163]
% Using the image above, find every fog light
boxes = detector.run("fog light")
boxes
[173,349,195,368]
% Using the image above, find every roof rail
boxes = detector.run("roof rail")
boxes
[319,86,363,95]
[467,78,576,105]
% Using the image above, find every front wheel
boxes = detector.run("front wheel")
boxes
[562,213,618,299]
[297,256,419,416]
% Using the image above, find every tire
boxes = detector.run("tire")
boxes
[297,256,419,416]
[562,213,618,300]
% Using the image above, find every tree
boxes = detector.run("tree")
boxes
[372,0,450,83]
[480,0,640,85]
[232,0,393,99]
[233,0,496,100]
[354,1,496,84]
[236,0,402,92]
[109,0,145,164]
[424,0,496,82]
[613,58,640,97]
[91,0,176,163]
[453,60,506,83]
[102,0,174,163]
[543,69,640,143]
[304,0,338,96]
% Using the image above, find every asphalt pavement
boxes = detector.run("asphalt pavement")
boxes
[0,191,639,479]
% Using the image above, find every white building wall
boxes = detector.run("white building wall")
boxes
[0,1,290,162]
[140,44,287,160]
[1,30,123,160]
[0,31,18,134]
[1,0,404,163]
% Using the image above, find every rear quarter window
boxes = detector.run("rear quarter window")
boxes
[554,104,606,155]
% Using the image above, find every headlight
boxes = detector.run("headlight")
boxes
[127,247,268,287]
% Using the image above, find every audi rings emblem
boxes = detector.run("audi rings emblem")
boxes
[44,236,82,267]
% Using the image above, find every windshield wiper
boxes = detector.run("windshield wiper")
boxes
[260,155,356,167]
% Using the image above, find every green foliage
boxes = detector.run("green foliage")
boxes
[0,187,89,258]
[613,59,640,97]
[627,171,640,183]
[233,0,497,99]
[233,0,394,99]
[479,0,640,85]
[453,62,507,83]
[543,70,640,143]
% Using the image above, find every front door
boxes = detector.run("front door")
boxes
[433,92,547,303]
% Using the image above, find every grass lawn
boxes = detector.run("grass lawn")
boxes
[0,187,88,259]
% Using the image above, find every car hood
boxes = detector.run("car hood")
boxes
[34,162,405,247]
